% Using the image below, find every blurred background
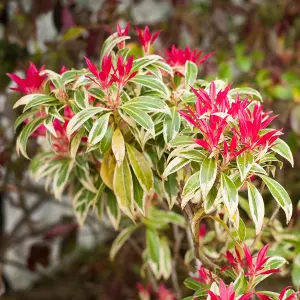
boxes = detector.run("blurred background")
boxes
[0,0,299,299]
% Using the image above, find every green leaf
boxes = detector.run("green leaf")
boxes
[74,89,89,109]
[129,74,170,98]
[163,174,178,209]
[152,60,174,77]
[62,26,86,41]
[88,112,110,146]
[100,153,116,189]
[100,124,113,153]
[122,106,155,136]
[131,55,162,72]
[204,186,218,213]
[221,173,239,217]
[237,151,254,181]
[121,96,169,113]
[184,278,203,291]
[259,175,293,223]
[14,109,37,132]
[163,107,181,143]
[292,254,300,289]
[271,138,294,167]
[233,271,247,296]
[73,188,95,226]
[67,107,109,137]
[112,127,125,165]
[43,116,57,137]
[182,171,201,204]
[53,159,74,199]
[99,33,130,64]
[113,157,134,218]
[110,224,139,260]
[229,87,262,102]
[185,61,198,89]
[126,144,153,191]
[13,94,55,109]
[132,174,146,214]
[150,209,186,228]
[247,182,265,235]
[106,189,121,230]
[88,87,105,100]
[70,128,85,158]
[146,228,161,277]
[159,237,172,279]
[93,182,106,219]
[162,157,189,178]
[250,163,268,175]
[199,157,217,198]
[168,135,194,147]
[16,117,45,159]
[236,218,247,242]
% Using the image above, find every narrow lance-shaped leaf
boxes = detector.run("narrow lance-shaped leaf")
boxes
[113,157,134,218]
[163,107,181,144]
[112,127,125,165]
[199,157,217,198]
[106,189,121,230]
[99,33,130,64]
[67,107,110,138]
[162,157,189,178]
[74,89,89,110]
[146,228,160,278]
[185,61,198,89]
[129,74,170,98]
[237,151,254,181]
[182,171,201,208]
[271,138,294,167]
[247,182,265,235]
[132,174,146,215]
[16,117,45,159]
[163,173,178,209]
[100,153,116,190]
[70,128,85,159]
[126,144,153,191]
[221,173,239,217]
[121,106,155,137]
[110,224,139,260]
[159,237,172,280]
[258,174,293,224]
[88,112,110,146]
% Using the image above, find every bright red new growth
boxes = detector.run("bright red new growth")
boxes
[223,245,280,277]
[165,45,213,68]
[136,26,161,53]
[206,280,252,300]
[7,62,46,94]
[116,22,130,49]
[179,82,281,163]
[85,54,136,91]
[156,284,176,300]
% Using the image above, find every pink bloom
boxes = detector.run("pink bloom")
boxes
[156,284,176,300]
[165,45,213,68]
[7,62,46,94]
[136,26,161,53]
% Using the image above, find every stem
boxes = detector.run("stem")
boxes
[171,224,183,299]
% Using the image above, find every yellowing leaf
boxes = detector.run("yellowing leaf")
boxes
[112,127,125,165]
[100,153,116,190]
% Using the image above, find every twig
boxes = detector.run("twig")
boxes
[171,224,183,298]
[251,205,280,250]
